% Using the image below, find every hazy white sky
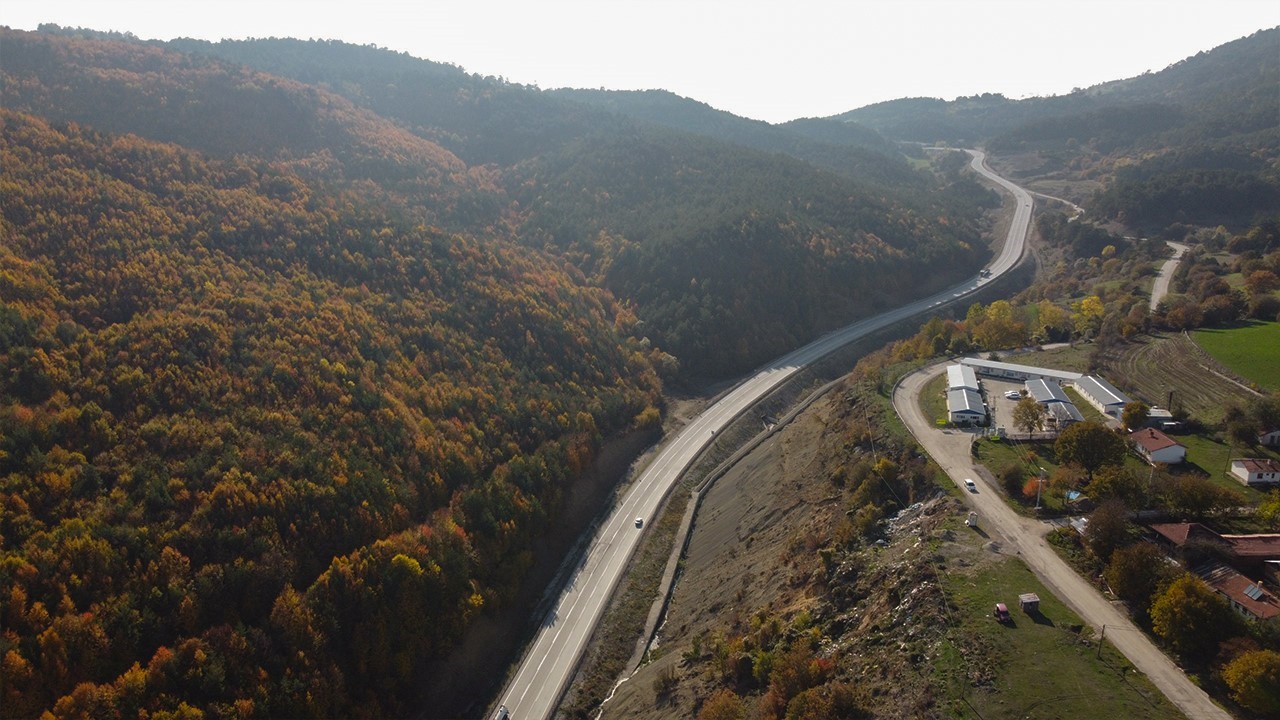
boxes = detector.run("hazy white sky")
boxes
[6,0,1278,123]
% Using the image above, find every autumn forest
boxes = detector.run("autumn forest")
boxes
[0,28,993,718]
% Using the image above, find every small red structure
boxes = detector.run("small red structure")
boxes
[993,602,1011,623]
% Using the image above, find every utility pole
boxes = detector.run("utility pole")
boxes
[1097,624,1107,659]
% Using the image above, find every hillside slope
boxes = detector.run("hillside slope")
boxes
[143,33,998,379]
[0,104,658,720]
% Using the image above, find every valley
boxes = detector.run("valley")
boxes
[1,20,1277,720]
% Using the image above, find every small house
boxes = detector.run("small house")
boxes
[1195,562,1280,624]
[1018,592,1040,613]
[1131,427,1186,465]
[1259,429,1280,448]
[1231,458,1280,487]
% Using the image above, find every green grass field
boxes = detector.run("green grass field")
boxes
[1193,321,1280,391]
[932,516,1179,720]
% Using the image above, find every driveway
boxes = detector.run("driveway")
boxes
[894,362,1230,720]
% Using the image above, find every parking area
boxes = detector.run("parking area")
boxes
[982,377,1029,434]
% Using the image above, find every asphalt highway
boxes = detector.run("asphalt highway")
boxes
[493,149,1031,720]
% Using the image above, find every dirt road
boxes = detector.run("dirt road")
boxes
[894,362,1231,720]
[1151,241,1191,311]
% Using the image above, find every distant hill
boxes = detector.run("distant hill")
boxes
[840,28,1279,147]
[547,88,921,186]
[839,28,1280,232]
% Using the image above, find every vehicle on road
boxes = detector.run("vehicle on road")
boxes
[493,705,510,720]
[966,511,978,527]
[964,478,977,492]
[635,517,643,528]
[994,603,1011,623]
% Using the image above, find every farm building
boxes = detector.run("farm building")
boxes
[1231,458,1280,487]
[1131,427,1186,465]
[1025,378,1071,405]
[946,364,980,392]
[947,388,987,425]
[1072,375,1131,418]
[959,357,1082,383]
[1259,429,1280,447]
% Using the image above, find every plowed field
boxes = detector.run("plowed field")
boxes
[1098,332,1259,426]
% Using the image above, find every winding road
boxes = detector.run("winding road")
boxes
[494,150,1030,720]
[893,366,1230,719]
[1151,241,1191,311]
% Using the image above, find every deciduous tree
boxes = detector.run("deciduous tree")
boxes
[1150,574,1241,661]
[1121,401,1149,431]
[1221,649,1280,717]
[1103,542,1173,611]
[1013,398,1045,439]
[1054,422,1126,481]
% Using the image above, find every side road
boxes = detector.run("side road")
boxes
[894,362,1231,720]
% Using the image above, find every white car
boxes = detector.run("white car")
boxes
[964,478,977,492]
[635,517,644,528]
[1005,390,1022,400]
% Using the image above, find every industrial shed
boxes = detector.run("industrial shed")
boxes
[1048,402,1085,426]
[947,388,987,425]
[1025,378,1071,405]
[947,364,980,392]
[1073,375,1131,418]
[960,357,1082,383]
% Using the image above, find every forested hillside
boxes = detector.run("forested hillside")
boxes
[143,31,994,379]
[0,108,659,719]
[546,88,921,186]
[0,26,996,717]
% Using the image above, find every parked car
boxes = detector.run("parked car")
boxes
[964,478,977,492]
[994,603,1011,623]
[966,511,978,527]
[1005,390,1022,400]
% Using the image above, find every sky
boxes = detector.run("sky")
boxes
[5,0,1279,124]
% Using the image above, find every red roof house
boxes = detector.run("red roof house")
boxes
[1130,428,1186,465]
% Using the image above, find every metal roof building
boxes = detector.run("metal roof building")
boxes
[1025,378,1071,405]
[947,388,987,424]
[947,364,980,392]
[1073,375,1131,417]
[1048,402,1085,425]
[959,357,1083,382]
